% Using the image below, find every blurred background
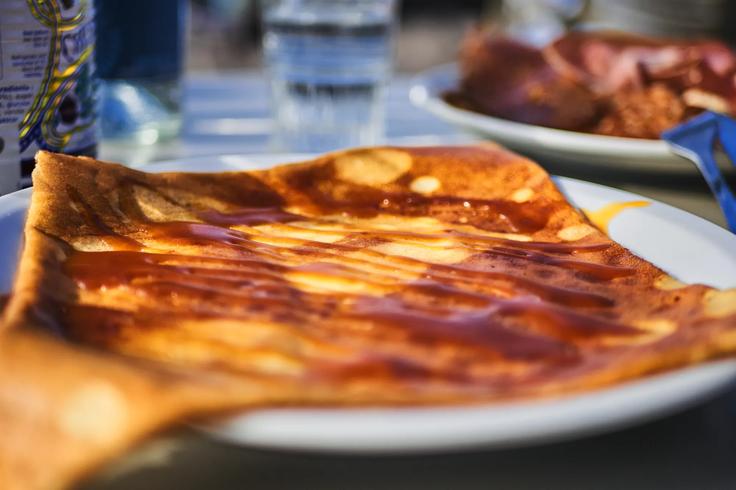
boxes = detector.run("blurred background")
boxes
[90,0,736,168]
[188,0,736,74]
[188,0,490,73]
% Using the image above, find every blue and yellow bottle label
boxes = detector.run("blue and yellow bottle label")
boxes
[0,0,97,192]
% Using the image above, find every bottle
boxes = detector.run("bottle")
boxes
[95,0,184,144]
[0,0,98,193]
[0,0,98,194]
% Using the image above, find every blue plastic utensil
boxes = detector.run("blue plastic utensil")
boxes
[662,111,736,232]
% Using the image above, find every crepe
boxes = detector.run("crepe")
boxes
[2,146,736,489]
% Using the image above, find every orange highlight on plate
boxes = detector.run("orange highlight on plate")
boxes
[584,201,650,235]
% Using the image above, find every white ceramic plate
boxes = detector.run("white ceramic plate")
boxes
[2,153,736,454]
[410,64,715,174]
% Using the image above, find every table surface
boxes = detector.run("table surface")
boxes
[82,72,736,490]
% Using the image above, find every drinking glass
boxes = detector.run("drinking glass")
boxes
[261,0,398,153]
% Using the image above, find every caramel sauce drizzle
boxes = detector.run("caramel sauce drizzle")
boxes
[282,170,557,234]
[60,182,646,373]
[197,207,303,226]
[261,220,611,254]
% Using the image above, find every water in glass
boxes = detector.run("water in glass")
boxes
[262,0,396,152]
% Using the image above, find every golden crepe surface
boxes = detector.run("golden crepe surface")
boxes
[2,146,736,489]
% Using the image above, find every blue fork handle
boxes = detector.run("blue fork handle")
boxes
[689,144,736,232]
[662,112,736,233]
[715,113,736,167]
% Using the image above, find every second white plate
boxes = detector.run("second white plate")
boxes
[410,64,710,174]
